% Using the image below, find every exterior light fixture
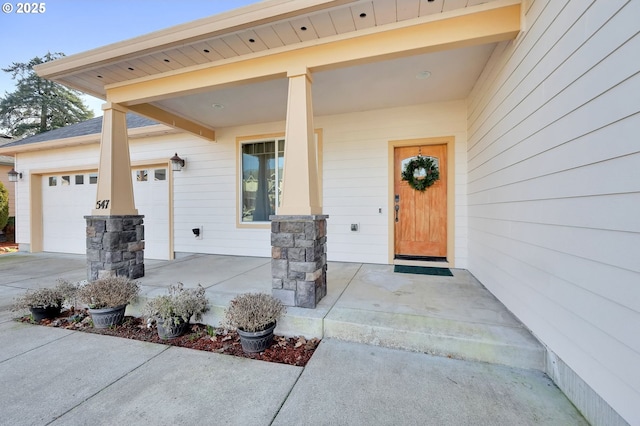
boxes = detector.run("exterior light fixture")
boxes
[8,168,22,182]
[170,153,185,172]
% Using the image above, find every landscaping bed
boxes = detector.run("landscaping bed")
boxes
[0,242,18,254]
[18,308,319,367]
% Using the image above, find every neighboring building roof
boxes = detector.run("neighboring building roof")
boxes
[0,135,15,165]
[0,113,159,149]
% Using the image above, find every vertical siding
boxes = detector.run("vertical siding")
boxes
[467,0,639,424]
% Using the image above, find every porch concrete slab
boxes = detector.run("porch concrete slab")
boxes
[52,346,302,426]
[0,252,86,289]
[273,339,588,426]
[0,321,74,362]
[324,265,545,370]
[336,265,521,325]
[0,328,167,426]
[206,259,272,295]
[140,253,270,288]
[196,261,360,338]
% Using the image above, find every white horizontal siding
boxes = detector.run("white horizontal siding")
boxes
[160,105,469,263]
[467,0,640,424]
[318,101,468,265]
[14,100,468,265]
[13,157,29,246]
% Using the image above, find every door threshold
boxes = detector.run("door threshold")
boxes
[393,258,452,269]
[395,255,447,262]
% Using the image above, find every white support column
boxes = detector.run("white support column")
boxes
[92,102,138,216]
[279,68,322,215]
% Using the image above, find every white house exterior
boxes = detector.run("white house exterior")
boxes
[466,1,639,425]
[0,1,637,424]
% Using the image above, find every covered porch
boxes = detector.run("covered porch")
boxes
[31,0,522,308]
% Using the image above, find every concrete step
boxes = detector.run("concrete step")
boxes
[323,306,546,371]
[197,301,545,372]
[128,295,327,340]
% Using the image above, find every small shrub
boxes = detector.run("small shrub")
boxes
[224,293,285,333]
[143,283,209,327]
[12,279,78,311]
[77,276,139,309]
[0,182,8,231]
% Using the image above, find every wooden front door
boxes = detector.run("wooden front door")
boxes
[394,144,447,260]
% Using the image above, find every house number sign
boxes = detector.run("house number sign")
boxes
[95,200,110,209]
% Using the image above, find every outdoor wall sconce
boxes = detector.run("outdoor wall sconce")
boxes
[8,168,22,182]
[170,153,185,171]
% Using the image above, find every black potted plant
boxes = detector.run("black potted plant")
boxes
[143,283,209,339]
[77,276,139,329]
[12,280,78,322]
[223,293,285,353]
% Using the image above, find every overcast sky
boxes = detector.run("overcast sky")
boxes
[0,0,258,116]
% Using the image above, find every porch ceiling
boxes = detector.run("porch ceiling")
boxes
[155,42,497,128]
[35,0,520,135]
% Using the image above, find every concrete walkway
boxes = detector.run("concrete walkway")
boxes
[0,252,588,425]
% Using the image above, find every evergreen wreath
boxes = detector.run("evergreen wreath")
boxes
[401,155,440,191]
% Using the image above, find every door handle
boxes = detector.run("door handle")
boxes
[394,204,399,222]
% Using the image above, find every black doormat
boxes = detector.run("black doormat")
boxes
[394,255,448,262]
[394,265,453,276]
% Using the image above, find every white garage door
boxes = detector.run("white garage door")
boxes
[132,168,170,260]
[42,167,170,260]
[42,174,96,254]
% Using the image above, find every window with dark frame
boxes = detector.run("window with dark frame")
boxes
[241,139,284,222]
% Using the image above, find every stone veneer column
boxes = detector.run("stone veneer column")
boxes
[85,215,145,280]
[270,215,328,309]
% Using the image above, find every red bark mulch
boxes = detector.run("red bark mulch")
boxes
[19,308,319,367]
[0,242,18,254]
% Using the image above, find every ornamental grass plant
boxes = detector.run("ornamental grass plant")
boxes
[143,283,209,327]
[224,292,285,333]
[12,279,78,311]
[77,276,140,309]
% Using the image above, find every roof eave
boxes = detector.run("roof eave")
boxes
[34,0,357,80]
[0,124,177,155]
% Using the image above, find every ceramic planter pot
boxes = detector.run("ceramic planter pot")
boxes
[29,305,62,322]
[237,322,277,353]
[89,304,127,329]
[156,317,189,339]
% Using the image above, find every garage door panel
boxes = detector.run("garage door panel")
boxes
[42,174,95,254]
[42,167,170,260]
[133,167,170,260]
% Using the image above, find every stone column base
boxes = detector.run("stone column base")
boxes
[270,215,328,309]
[85,215,145,281]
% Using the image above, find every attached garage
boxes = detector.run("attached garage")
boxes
[41,165,170,259]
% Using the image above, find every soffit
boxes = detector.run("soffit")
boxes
[37,0,510,99]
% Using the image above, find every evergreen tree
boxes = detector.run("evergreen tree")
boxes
[0,52,94,138]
